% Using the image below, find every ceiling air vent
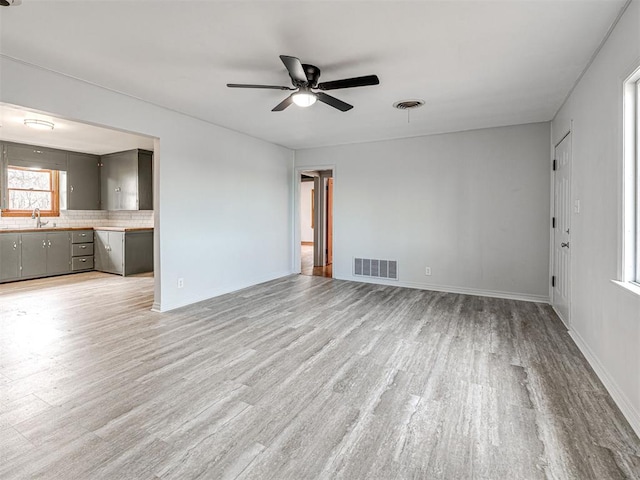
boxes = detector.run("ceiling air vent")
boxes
[393,100,425,110]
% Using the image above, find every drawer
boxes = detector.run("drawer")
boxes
[72,256,94,271]
[71,231,93,243]
[72,243,94,256]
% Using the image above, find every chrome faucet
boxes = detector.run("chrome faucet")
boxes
[31,208,49,228]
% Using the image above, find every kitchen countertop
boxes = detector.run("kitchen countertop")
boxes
[93,227,153,232]
[0,226,153,234]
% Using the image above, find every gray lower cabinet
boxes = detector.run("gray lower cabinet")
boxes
[94,229,153,276]
[20,232,71,278]
[95,230,124,275]
[0,234,21,282]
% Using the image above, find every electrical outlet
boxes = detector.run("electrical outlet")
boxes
[177,278,184,288]
[425,267,432,276]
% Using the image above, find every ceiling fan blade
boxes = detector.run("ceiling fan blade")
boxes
[272,94,294,112]
[317,75,380,91]
[316,92,353,112]
[280,55,308,84]
[227,84,293,90]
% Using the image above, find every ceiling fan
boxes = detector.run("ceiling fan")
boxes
[227,55,380,112]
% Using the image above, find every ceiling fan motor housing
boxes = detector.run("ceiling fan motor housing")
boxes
[301,64,321,87]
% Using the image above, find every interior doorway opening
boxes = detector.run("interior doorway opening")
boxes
[300,169,333,278]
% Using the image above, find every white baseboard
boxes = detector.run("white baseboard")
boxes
[156,269,295,312]
[551,305,570,329]
[569,328,640,439]
[336,275,549,304]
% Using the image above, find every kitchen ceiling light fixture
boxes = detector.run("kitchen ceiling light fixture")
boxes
[292,89,317,108]
[0,0,22,6]
[24,119,55,130]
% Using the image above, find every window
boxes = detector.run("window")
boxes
[2,166,60,217]
[623,67,640,285]
[636,79,640,284]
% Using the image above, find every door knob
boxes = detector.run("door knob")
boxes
[561,242,570,248]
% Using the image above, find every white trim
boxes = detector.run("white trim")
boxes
[337,274,549,304]
[610,279,640,298]
[551,305,570,329]
[293,163,336,277]
[622,65,640,283]
[550,129,573,326]
[569,327,640,439]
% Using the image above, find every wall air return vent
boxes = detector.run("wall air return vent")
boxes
[354,258,398,280]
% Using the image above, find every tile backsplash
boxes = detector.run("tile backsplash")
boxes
[0,210,154,230]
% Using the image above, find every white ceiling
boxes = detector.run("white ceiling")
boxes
[0,0,629,150]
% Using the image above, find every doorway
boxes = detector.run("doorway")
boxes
[300,169,333,278]
[552,132,571,326]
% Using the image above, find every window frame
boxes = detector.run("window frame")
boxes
[2,166,60,217]
[635,80,640,284]
[623,67,640,286]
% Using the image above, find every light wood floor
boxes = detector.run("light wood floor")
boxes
[1,272,639,479]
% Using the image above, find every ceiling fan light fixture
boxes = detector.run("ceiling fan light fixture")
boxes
[24,119,55,130]
[292,90,317,108]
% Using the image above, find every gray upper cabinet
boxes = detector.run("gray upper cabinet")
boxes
[100,149,153,210]
[5,142,68,170]
[68,152,100,210]
[0,234,21,282]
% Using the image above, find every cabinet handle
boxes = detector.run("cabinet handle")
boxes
[80,258,87,262]
[80,233,86,237]
[70,185,74,192]
[48,240,52,248]
[42,240,46,248]
[12,242,17,249]
[80,245,87,249]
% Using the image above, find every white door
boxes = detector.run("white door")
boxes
[552,133,571,325]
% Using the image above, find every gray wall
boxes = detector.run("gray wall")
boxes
[0,57,295,312]
[295,122,551,301]
[552,0,640,436]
